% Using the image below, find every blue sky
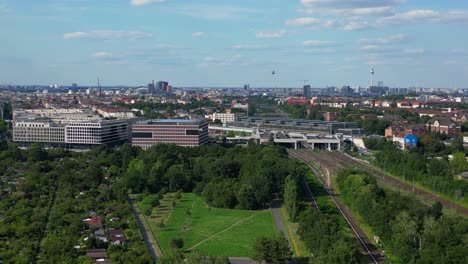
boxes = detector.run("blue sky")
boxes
[1,0,468,88]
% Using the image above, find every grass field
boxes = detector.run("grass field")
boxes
[138,193,277,257]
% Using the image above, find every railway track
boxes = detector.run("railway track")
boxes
[288,150,383,264]
[327,151,468,215]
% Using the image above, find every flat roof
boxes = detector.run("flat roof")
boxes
[136,119,206,125]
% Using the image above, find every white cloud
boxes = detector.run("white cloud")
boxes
[300,6,394,16]
[377,9,468,25]
[64,30,153,40]
[285,17,321,26]
[342,21,370,30]
[176,5,261,20]
[93,52,113,58]
[359,34,407,44]
[300,0,405,9]
[192,32,204,37]
[360,45,380,50]
[304,48,335,54]
[199,54,254,67]
[255,30,285,39]
[302,40,335,46]
[404,48,424,54]
[444,60,457,65]
[232,44,268,50]
[451,48,468,55]
[378,9,439,24]
[130,0,165,6]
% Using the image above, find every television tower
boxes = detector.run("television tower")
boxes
[370,68,375,87]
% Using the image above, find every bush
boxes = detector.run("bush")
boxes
[170,237,184,249]
[150,197,160,208]
[144,208,151,216]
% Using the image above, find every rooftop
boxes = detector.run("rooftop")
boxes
[137,119,205,125]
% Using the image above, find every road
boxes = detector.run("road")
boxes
[271,200,297,264]
[288,150,383,264]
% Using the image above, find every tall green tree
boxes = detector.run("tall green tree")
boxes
[284,175,299,222]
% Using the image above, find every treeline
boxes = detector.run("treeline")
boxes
[336,169,468,263]
[122,144,299,210]
[116,97,221,118]
[364,135,468,202]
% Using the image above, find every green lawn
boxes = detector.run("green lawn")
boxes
[145,193,276,257]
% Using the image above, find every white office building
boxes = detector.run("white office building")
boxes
[13,120,129,148]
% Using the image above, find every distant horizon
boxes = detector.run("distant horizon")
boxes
[1,84,467,91]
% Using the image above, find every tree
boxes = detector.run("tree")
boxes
[450,152,468,173]
[170,237,184,249]
[430,202,443,220]
[159,249,184,264]
[236,184,257,210]
[389,211,419,263]
[284,175,299,222]
[253,235,292,264]
[28,143,48,162]
[150,197,160,207]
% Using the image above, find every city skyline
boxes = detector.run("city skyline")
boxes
[1,0,468,88]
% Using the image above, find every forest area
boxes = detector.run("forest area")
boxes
[336,168,468,263]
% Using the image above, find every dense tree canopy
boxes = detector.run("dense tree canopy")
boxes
[336,169,468,263]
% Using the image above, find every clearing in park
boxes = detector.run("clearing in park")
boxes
[137,192,277,257]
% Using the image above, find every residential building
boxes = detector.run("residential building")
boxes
[426,117,461,137]
[132,119,209,149]
[303,85,311,99]
[385,124,426,138]
[212,113,235,124]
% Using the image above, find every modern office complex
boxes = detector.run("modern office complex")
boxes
[13,120,129,148]
[132,119,208,149]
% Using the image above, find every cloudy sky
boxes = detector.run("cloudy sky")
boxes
[1,0,468,88]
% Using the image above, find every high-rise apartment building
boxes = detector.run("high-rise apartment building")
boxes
[303,85,311,99]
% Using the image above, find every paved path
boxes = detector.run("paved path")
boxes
[271,200,296,264]
[228,257,256,264]
[127,196,160,263]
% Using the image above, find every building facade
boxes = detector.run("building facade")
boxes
[13,120,129,148]
[426,117,461,137]
[65,120,129,146]
[212,113,235,124]
[13,121,66,144]
[132,119,208,149]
